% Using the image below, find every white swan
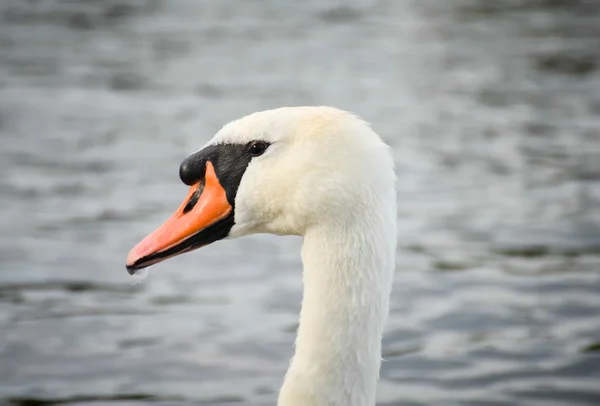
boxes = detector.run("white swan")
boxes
[126,106,397,406]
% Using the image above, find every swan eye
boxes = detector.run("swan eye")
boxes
[248,141,269,157]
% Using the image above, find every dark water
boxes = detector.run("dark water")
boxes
[1,1,600,405]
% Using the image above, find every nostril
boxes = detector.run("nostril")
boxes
[182,182,204,214]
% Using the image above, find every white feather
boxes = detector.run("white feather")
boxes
[201,106,397,406]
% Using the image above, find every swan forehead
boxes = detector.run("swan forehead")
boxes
[206,106,364,146]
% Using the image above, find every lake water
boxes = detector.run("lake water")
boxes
[1,1,599,405]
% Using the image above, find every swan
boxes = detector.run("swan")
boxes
[125,106,397,406]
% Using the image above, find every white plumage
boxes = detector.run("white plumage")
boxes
[207,107,397,406]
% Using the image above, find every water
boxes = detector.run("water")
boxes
[1,1,600,405]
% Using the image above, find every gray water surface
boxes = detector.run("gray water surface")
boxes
[1,1,600,405]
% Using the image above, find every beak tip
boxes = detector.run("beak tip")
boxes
[126,249,142,275]
[126,264,138,275]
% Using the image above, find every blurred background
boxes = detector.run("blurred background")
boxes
[1,0,600,405]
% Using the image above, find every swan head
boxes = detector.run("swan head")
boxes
[126,106,395,274]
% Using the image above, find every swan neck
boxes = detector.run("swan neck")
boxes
[278,218,395,406]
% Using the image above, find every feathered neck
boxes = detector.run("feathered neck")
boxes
[278,206,396,406]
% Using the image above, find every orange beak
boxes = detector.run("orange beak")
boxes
[126,161,232,274]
